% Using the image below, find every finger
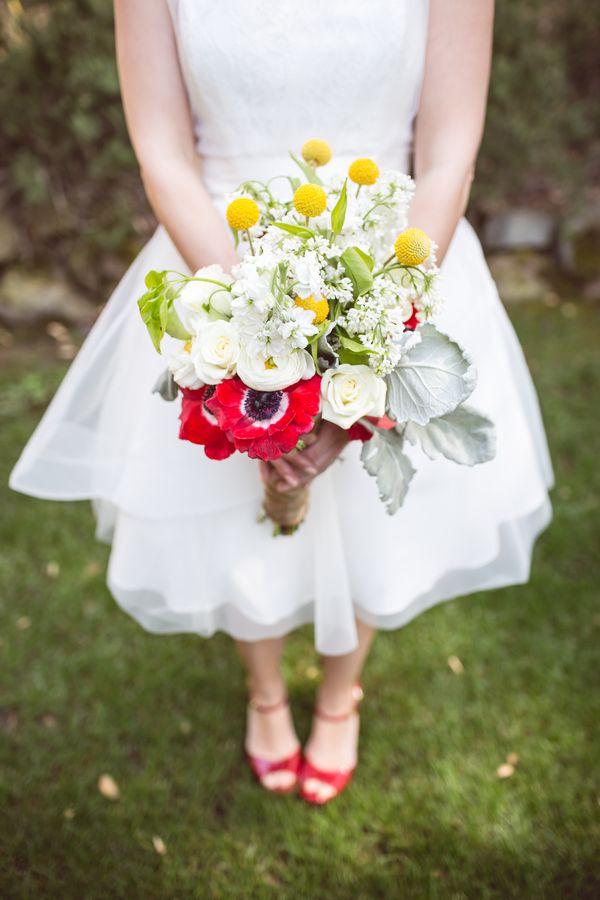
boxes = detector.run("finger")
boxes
[286,450,319,476]
[270,456,300,488]
[301,430,319,447]
[258,460,271,485]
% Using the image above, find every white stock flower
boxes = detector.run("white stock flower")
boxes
[291,251,324,299]
[237,348,315,391]
[178,264,233,329]
[169,342,203,389]
[190,320,240,384]
[321,364,387,429]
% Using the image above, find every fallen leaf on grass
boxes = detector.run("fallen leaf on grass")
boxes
[496,763,515,779]
[16,616,31,631]
[84,561,102,578]
[63,808,76,820]
[40,714,58,729]
[46,561,60,579]
[179,719,192,735]
[447,655,464,675]
[98,774,120,800]
[152,836,167,856]
[506,752,520,766]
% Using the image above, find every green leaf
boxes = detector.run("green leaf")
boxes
[340,246,374,296]
[339,334,366,354]
[331,179,348,235]
[138,296,164,353]
[289,151,323,185]
[338,347,371,366]
[144,270,164,290]
[165,306,191,341]
[273,222,315,240]
[354,246,375,271]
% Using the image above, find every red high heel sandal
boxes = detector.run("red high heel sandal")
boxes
[245,695,302,794]
[299,683,364,806]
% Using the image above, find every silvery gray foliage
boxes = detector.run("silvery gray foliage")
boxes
[386,325,476,426]
[152,368,179,402]
[404,405,497,466]
[317,331,340,371]
[360,426,415,515]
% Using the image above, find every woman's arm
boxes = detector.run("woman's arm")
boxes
[114,0,238,271]
[410,0,495,261]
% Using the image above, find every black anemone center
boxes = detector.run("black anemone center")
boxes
[244,389,283,421]
[203,384,216,414]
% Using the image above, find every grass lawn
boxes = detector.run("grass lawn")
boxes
[0,302,599,899]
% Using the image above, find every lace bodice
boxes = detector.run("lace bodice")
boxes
[167,0,429,198]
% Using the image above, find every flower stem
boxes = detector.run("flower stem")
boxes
[246,230,255,255]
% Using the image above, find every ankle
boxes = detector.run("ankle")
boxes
[247,676,287,708]
[316,683,361,718]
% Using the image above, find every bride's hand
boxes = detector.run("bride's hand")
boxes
[259,422,350,492]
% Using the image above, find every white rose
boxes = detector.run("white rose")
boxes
[169,342,203,389]
[320,364,387,429]
[178,264,233,330]
[191,320,240,384]
[237,348,315,391]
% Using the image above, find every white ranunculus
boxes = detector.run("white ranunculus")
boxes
[169,343,203,389]
[178,264,233,330]
[237,348,315,391]
[321,364,387,429]
[190,320,239,384]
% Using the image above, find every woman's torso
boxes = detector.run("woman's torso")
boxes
[167,0,429,198]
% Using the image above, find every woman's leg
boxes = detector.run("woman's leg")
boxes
[303,619,375,800]
[236,636,300,790]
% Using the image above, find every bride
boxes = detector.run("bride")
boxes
[9,0,553,804]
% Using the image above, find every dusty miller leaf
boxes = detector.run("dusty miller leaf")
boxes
[404,404,497,466]
[386,324,476,426]
[360,426,415,514]
[152,368,179,402]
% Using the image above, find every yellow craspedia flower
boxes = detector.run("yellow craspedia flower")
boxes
[348,158,380,186]
[294,294,330,325]
[226,197,260,230]
[394,228,432,266]
[301,138,333,167]
[293,184,327,218]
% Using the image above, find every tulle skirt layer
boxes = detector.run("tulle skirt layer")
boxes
[9,219,554,654]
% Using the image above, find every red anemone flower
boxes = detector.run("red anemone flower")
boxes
[206,375,321,461]
[179,385,235,460]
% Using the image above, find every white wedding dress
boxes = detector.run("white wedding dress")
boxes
[9,0,554,655]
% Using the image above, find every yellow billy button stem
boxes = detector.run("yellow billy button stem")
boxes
[394,227,432,267]
[226,197,261,253]
[348,158,380,194]
[293,184,327,221]
[294,294,329,325]
[301,139,333,168]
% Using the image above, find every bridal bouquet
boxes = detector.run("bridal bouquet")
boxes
[138,139,496,533]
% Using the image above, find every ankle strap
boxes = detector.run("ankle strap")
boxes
[314,683,364,723]
[248,694,289,715]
